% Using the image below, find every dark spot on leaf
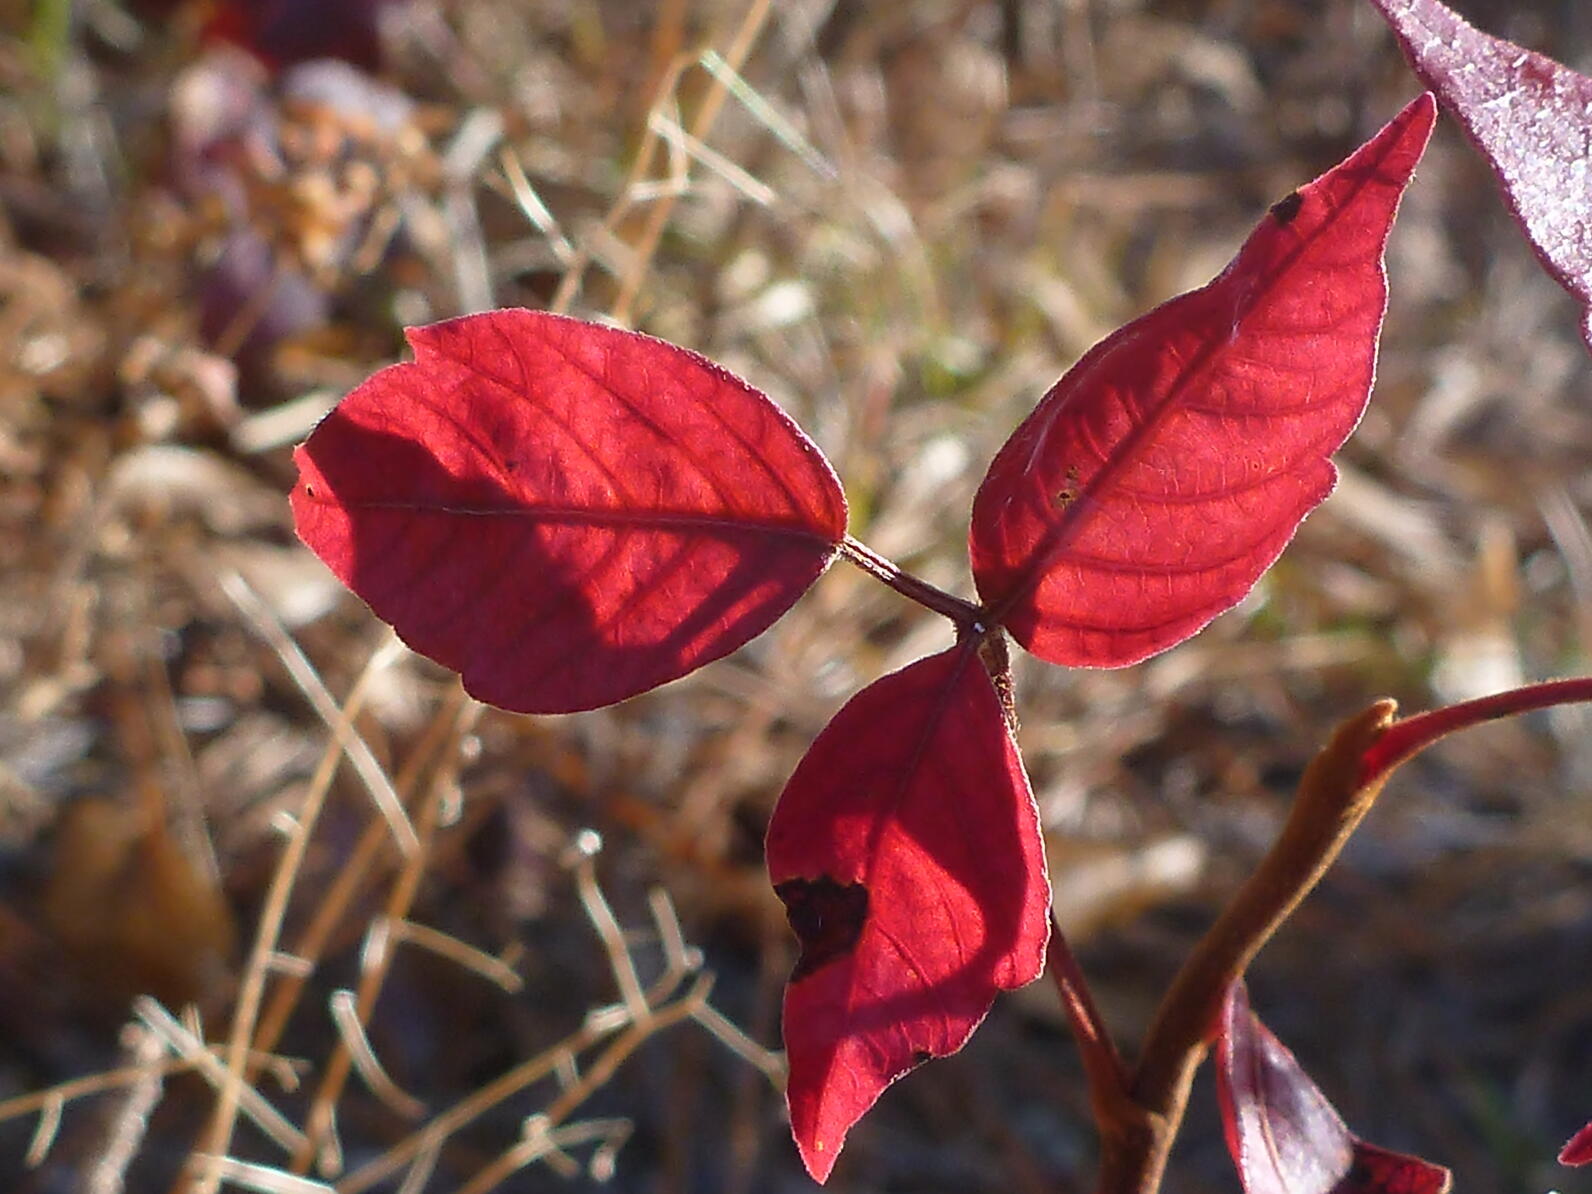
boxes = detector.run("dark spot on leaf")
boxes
[1519,56,1555,89]
[776,876,868,981]
[1270,191,1304,225]
[911,1049,933,1067]
[1052,464,1081,509]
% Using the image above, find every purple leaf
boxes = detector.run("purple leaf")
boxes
[1369,0,1592,352]
[1217,981,1452,1194]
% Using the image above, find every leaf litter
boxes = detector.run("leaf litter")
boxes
[0,1,1590,1190]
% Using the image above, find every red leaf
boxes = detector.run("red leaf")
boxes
[292,311,846,714]
[1369,0,1592,353]
[969,96,1435,668]
[765,646,1050,1182]
[1217,982,1451,1194]
[1561,1120,1592,1167]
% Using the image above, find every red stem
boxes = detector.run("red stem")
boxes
[1360,675,1592,785]
[1046,915,1133,1118]
[838,536,983,627]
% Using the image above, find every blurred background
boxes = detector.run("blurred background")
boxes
[1,0,1590,1190]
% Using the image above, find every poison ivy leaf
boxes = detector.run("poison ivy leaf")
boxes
[1217,981,1452,1194]
[1368,0,1592,353]
[765,645,1050,1182]
[1561,1120,1592,1167]
[292,310,846,714]
[969,95,1435,668]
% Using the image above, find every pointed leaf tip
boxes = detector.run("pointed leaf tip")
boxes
[765,646,1050,1181]
[1217,982,1451,1194]
[969,96,1434,668]
[291,310,846,714]
[1370,0,1592,355]
[1561,1120,1592,1167]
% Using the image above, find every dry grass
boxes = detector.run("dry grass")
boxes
[1,0,1590,1190]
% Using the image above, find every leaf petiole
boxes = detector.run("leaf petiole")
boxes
[837,535,984,628]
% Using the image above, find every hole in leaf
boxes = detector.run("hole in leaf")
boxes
[775,876,869,981]
[1270,190,1304,224]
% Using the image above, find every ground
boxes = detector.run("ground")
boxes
[1,1,1590,1191]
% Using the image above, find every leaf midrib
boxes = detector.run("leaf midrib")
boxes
[984,139,1399,625]
[333,496,841,546]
